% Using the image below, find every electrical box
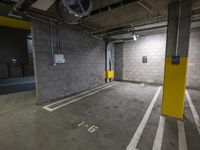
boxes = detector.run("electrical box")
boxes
[142,56,147,63]
[54,54,65,64]
[172,56,180,65]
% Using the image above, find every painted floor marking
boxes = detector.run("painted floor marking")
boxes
[77,121,98,133]
[43,81,117,108]
[152,116,166,150]
[185,90,200,135]
[78,121,85,127]
[178,120,188,150]
[126,86,162,150]
[43,82,119,112]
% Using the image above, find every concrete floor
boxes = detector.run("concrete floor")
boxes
[0,82,199,150]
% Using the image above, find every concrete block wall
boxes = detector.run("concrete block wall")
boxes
[187,29,200,88]
[115,33,166,84]
[114,29,200,89]
[114,43,123,80]
[31,20,105,102]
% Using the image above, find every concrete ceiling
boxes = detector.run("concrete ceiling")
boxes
[81,0,171,30]
[0,0,200,33]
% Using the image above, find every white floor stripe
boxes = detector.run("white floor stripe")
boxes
[152,116,166,150]
[185,90,200,135]
[126,86,162,150]
[43,81,117,108]
[43,82,119,112]
[178,120,188,150]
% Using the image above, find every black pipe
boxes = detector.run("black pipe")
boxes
[93,25,132,36]
[10,0,37,15]
[105,42,108,83]
[109,58,112,82]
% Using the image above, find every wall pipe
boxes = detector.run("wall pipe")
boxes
[56,22,61,54]
[50,19,56,66]
[175,0,182,56]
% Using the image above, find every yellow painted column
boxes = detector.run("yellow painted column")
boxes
[162,58,188,119]
[161,0,192,119]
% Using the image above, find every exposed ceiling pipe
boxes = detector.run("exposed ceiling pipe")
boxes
[92,16,167,36]
[137,0,154,14]
[92,24,135,36]
[9,0,37,15]
[92,13,200,38]
[110,19,200,40]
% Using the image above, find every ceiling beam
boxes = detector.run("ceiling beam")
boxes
[92,15,167,36]
[137,0,154,14]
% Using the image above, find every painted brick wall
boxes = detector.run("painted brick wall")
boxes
[114,29,200,89]
[31,20,105,102]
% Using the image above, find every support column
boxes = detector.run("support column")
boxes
[161,0,192,119]
[105,42,115,82]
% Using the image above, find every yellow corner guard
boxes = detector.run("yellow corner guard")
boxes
[0,16,31,30]
[104,71,115,79]
[161,57,188,119]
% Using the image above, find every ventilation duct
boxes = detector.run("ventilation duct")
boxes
[10,0,38,15]
[58,0,92,24]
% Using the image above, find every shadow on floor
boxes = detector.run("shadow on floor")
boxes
[0,76,35,95]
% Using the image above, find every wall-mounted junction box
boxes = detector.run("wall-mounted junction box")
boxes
[142,56,147,63]
[172,56,180,65]
[54,54,65,64]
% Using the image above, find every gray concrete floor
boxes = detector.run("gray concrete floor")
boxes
[0,82,199,150]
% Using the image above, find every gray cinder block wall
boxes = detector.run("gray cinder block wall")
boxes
[187,29,200,88]
[114,28,200,89]
[31,20,105,102]
[115,33,166,84]
[114,43,123,80]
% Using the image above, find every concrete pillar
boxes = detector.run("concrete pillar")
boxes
[161,0,192,119]
[105,42,115,82]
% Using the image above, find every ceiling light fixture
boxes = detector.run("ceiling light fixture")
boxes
[132,34,139,41]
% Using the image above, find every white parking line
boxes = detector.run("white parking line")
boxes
[126,86,162,150]
[185,90,200,135]
[44,81,117,108]
[178,120,188,150]
[43,82,119,112]
[152,116,166,150]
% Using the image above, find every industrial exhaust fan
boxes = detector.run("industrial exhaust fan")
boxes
[58,0,92,24]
